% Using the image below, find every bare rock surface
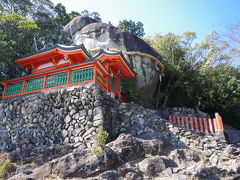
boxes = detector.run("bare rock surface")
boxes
[7,132,240,180]
[63,16,162,105]
[78,22,161,58]
[107,134,145,162]
[138,156,167,175]
[63,16,97,40]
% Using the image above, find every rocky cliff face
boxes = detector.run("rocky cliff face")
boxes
[8,130,240,180]
[63,16,163,105]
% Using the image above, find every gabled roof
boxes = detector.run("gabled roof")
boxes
[15,44,92,68]
[13,43,135,78]
[93,49,135,78]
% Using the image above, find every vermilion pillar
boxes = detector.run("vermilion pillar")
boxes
[199,118,204,132]
[213,118,218,132]
[215,113,224,131]
[173,116,176,123]
[181,116,185,127]
[185,117,189,129]
[177,116,181,126]
[2,83,6,98]
[208,118,214,133]
[203,118,209,133]
[194,117,199,131]
[42,75,47,89]
[21,80,26,93]
[189,117,194,130]
[66,69,71,84]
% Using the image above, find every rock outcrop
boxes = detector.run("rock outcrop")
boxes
[8,133,240,180]
[63,16,97,41]
[63,16,163,105]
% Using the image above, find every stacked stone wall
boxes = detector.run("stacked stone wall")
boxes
[166,107,210,118]
[105,102,228,154]
[0,83,228,164]
[0,83,108,163]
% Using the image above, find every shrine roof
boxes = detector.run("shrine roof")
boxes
[16,44,92,60]
[15,44,92,68]
[93,49,135,78]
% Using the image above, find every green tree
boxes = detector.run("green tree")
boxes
[53,3,81,25]
[1,0,58,48]
[226,20,240,58]
[91,126,109,157]
[90,12,101,22]
[0,13,38,81]
[150,33,193,108]
[199,64,239,113]
[68,11,81,19]
[0,0,54,16]
[80,10,101,21]
[54,3,70,25]
[147,31,240,128]
[118,19,145,37]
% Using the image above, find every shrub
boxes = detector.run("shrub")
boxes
[91,126,109,157]
[123,78,141,103]
[0,157,16,179]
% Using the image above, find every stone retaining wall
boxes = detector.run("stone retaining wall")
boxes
[0,83,228,164]
[109,103,167,138]
[167,107,210,118]
[0,83,108,161]
[105,101,228,154]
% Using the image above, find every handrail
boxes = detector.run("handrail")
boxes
[1,62,95,85]
[1,60,127,102]
[2,65,94,98]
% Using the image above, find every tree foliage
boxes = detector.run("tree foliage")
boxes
[0,13,38,81]
[0,0,101,83]
[118,19,145,37]
[146,32,240,128]
[80,10,101,22]
[226,20,240,58]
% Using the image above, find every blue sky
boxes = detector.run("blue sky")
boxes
[51,0,240,66]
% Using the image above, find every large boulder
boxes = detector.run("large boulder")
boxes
[63,17,163,105]
[138,156,167,175]
[63,16,97,41]
[51,149,109,178]
[76,22,160,57]
[107,133,145,162]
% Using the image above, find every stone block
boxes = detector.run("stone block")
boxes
[79,110,87,117]
[64,115,72,124]
[93,114,104,121]
[93,106,105,116]
[93,120,103,127]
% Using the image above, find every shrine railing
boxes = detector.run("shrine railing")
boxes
[168,113,224,134]
[2,63,96,98]
[1,61,126,103]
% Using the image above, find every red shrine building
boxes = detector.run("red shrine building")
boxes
[0,44,135,101]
